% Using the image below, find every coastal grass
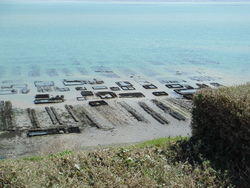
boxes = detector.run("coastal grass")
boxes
[0,137,231,188]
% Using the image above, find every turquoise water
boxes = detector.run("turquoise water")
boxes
[0,1,250,84]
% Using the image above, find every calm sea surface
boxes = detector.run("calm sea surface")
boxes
[0,1,250,84]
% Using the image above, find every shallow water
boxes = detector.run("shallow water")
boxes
[0,1,250,85]
[1,2,250,158]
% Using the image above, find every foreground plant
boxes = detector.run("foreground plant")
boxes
[191,82,250,186]
[0,137,230,188]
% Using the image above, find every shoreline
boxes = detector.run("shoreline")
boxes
[0,65,247,109]
[0,67,248,159]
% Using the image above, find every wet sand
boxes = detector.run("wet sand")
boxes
[0,67,242,159]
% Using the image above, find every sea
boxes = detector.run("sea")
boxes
[0,1,250,87]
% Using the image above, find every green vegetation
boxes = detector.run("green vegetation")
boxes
[190,82,250,187]
[0,137,231,188]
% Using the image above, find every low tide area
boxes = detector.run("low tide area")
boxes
[1,1,250,159]
[0,65,243,159]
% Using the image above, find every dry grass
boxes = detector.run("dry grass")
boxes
[37,137,82,156]
[0,137,230,188]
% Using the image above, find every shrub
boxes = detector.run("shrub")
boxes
[191,82,250,186]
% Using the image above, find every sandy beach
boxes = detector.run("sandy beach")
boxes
[1,66,241,159]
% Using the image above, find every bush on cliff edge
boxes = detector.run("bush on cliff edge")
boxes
[191,82,250,185]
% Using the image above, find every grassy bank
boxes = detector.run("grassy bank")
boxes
[0,137,231,188]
